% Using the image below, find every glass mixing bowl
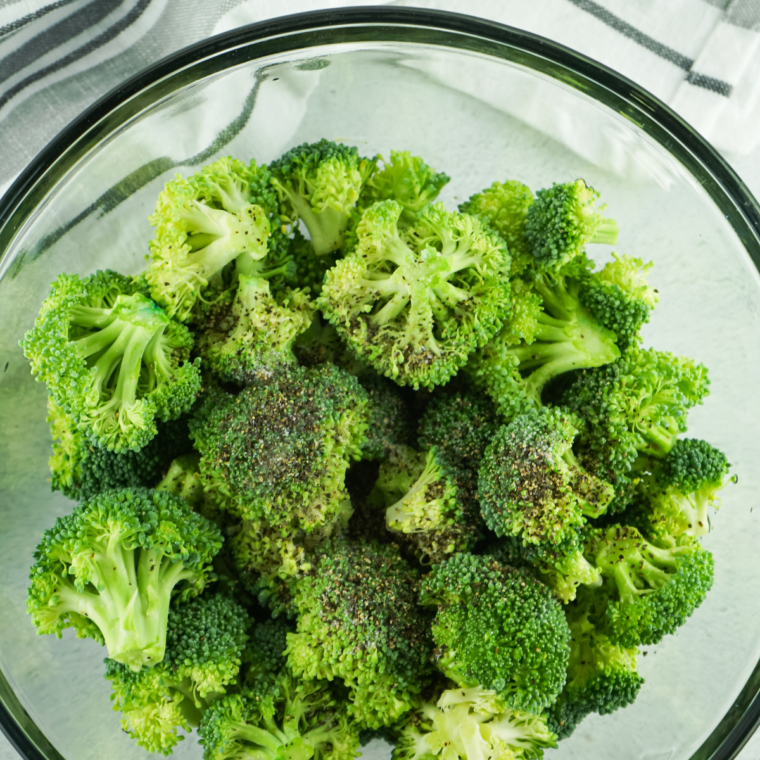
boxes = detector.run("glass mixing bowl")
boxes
[2,7,760,760]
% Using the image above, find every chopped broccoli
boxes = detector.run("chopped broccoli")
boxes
[581,253,659,350]
[198,668,361,760]
[548,587,643,740]
[419,553,570,713]
[27,488,222,670]
[146,157,274,320]
[105,592,249,755]
[394,686,557,760]
[319,200,511,389]
[459,179,535,277]
[270,139,377,255]
[285,539,434,728]
[21,270,201,452]
[375,445,471,564]
[194,273,314,384]
[289,227,340,295]
[590,525,714,647]
[155,453,204,508]
[524,179,618,269]
[358,375,412,461]
[242,617,294,686]
[637,438,732,539]
[190,364,368,530]
[47,397,192,501]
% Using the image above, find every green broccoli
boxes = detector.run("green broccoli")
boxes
[47,397,192,501]
[27,488,222,670]
[479,408,613,551]
[21,270,201,452]
[590,525,714,648]
[548,587,643,739]
[190,364,367,530]
[637,438,732,539]
[419,553,570,713]
[524,179,618,269]
[194,272,314,384]
[155,453,205,508]
[358,375,412,461]
[198,668,361,760]
[394,686,557,760]
[105,592,249,755]
[270,139,377,255]
[242,617,294,686]
[562,347,711,513]
[319,200,511,389]
[581,253,659,350]
[289,227,340,295]
[459,179,535,277]
[285,539,434,728]
[146,157,275,320]
[374,445,471,565]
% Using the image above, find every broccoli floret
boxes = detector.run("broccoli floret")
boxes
[548,587,643,740]
[285,539,434,728]
[21,270,201,452]
[146,157,274,320]
[155,453,204,508]
[194,273,314,384]
[199,668,360,760]
[590,525,714,647]
[417,391,499,529]
[190,364,368,530]
[47,397,192,501]
[394,686,557,760]
[419,553,570,713]
[27,488,222,670]
[231,498,352,618]
[524,179,618,269]
[479,408,613,551]
[105,592,249,755]
[270,139,377,256]
[242,618,294,686]
[319,200,511,389]
[459,179,535,277]
[562,347,711,513]
[581,253,659,350]
[289,227,341,296]
[362,150,450,227]
[374,445,471,565]
[638,438,732,539]
[358,375,412,461]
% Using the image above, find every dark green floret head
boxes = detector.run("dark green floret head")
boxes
[190,363,368,530]
[524,179,618,269]
[27,488,223,671]
[285,539,434,728]
[419,553,570,712]
[358,375,412,461]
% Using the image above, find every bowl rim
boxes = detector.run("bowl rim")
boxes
[2,6,760,760]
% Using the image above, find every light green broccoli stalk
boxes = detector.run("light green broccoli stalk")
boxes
[105,593,249,755]
[590,525,714,648]
[285,539,434,728]
[270,139,377,255]
[319,200,511,389]
[394,686,557,760]
[155,453,205,508]
[198,668,361,760]
[524,179,618,269]
[459,179,535,277]
[21,270,201,452]
[146,157,272,321]
[419,553,570,713]
[27,488,223,671]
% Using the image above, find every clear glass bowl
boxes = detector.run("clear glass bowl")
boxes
[2,8,760,760]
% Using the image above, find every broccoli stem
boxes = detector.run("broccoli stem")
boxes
[386,458,448,533]
[281,188,347,256]
[590,218,619,246]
